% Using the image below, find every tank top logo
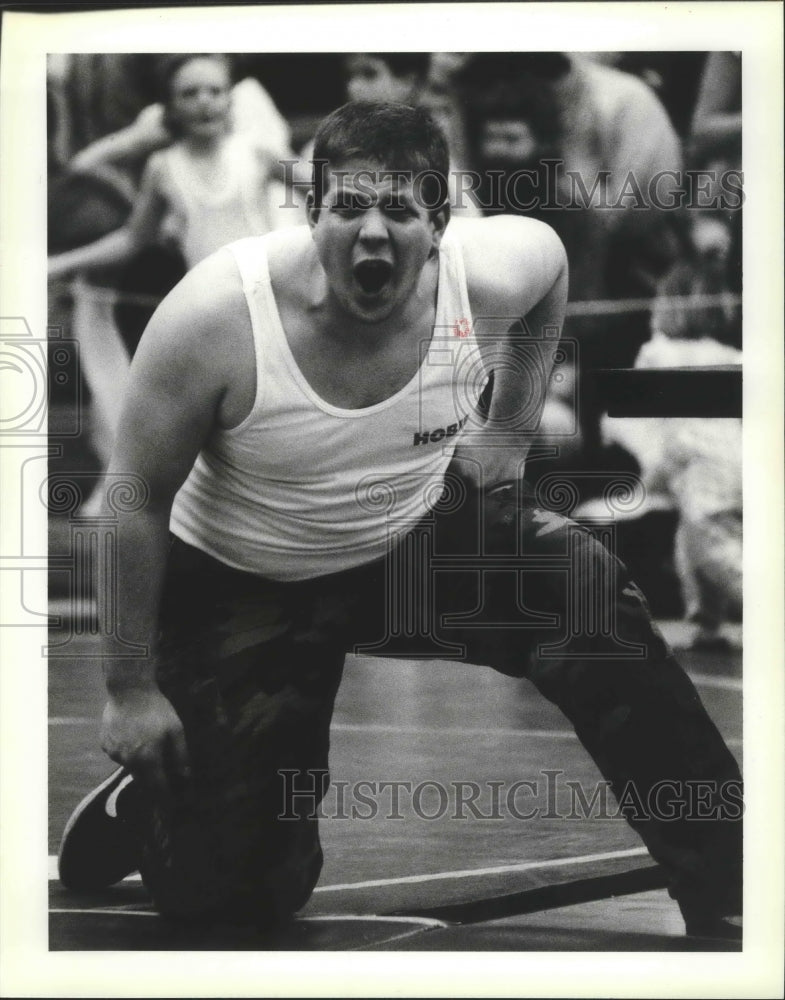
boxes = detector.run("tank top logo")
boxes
[412,413,470,446]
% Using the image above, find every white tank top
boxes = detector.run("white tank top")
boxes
[159,133,272,269]
[170,227,489,581]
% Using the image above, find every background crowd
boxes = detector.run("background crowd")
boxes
[46,50,743,647]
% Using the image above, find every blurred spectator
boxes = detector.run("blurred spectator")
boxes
[689,51,741,167]
[655,214,740,348]
[48,85,132,257]
[688,51,742,348]
[49,54,163,161]
[602,251,742,647]
[48,54,293,503]
[51,54,297,368]
[47,73,136,472]
[343,52,430,104]
[584,52,708,138]
[421,53,474,196]
[456,52,683,335]
[49,54,290,280]
[454,52,685,480]
[62,60,293,230]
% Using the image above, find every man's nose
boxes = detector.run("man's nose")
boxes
[358,208,389,242]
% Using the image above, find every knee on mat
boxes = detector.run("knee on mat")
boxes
[143,844,323,926]
[140,815,325,926]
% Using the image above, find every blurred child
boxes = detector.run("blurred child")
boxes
[48,55,291,509]
[604,222,742,647]
[49,54,287,279]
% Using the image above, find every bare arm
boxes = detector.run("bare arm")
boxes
[690,51,742,160]
[452,217,569,487]
[70,104,171,173]
[48,155,168,279]
[97,253,244,795]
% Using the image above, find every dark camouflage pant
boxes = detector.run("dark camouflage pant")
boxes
[140,475,742,926]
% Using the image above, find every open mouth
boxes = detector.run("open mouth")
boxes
[354,260,393,296]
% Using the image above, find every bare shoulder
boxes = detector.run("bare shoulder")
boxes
[450,216,568,318]
[111,249,252,490]
[132,247,248,390]
[266,225,317,298]
[136,149,177,207]
[141,148,168,185]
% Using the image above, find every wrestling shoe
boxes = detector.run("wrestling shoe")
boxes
[683,911,743,942]
[58,767,141,891]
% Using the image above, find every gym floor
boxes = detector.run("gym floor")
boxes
[40,404,775,998]
[48,619,742,954]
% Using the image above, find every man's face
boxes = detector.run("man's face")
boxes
[307,161,449,324]
[345,55,418,104]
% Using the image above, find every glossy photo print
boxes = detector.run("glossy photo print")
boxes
[0,4,782,999]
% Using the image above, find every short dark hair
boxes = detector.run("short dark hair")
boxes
[456,52,572,91]
[157,53,235,102]
[355,53,431,81]
[311,101,450,210]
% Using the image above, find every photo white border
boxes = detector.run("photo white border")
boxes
[1,3,783,997]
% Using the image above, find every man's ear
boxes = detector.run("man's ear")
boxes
[430,199,451,250]
[306,190,320,231]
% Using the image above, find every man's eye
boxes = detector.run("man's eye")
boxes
[332,195,372,214]
[384,204,413,218]
[330,205,365,220]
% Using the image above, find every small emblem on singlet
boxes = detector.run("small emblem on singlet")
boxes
[412,413,470,446]
[453,318,470,338]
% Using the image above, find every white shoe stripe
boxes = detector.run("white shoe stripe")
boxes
[105,773,135,819]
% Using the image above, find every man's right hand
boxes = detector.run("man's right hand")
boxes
[100,686,191,799]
